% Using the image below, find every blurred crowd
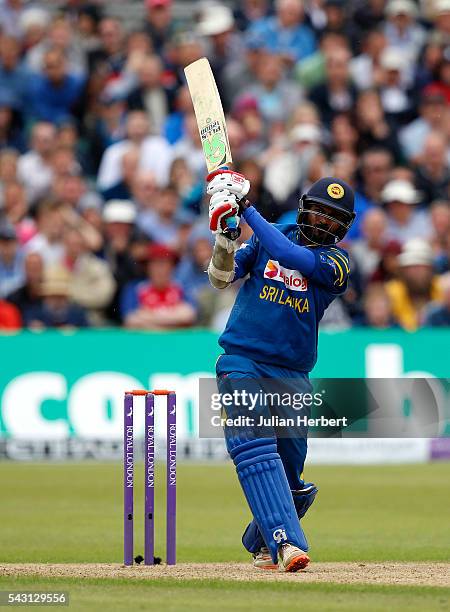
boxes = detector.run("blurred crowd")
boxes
[0,0,449,332]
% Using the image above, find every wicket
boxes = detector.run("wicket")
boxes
[123,389,176,566]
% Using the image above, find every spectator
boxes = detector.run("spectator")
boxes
[0,90,24,152]
[413,35,444,92]
[382,179,431,243]
[50,146,81,184]
[90,93,128,170]
[370,239,402,282]
[0,222,24,297]
[163,85,193,145]
[102,146,140,202]
[385,238,443,330]
[169,158,203,216]
[175,226,214,321]
[87,17,126,106]
[6,251,44,321]
[24,265,89,329]
[383,0,426,64]
[332,113,358,156]
[234,0,270,32]
[351,208,389,281]
[309,46,356,126]
[430,200,450,261]
[247,51,303,128]
[127,55,170,135]
[249,0,316,64]
[357,282,397,328]
[25,16,87,77]
[222,30,267,109]
[355,89,402,161]
[353,0,386,35]
[131,170,158,211]
[399,85,449,161]
[62,227,116,325]
[144,0,175,55]
[24,200,65,265]
[122,243,196,329]
[137,185,188,249]
[263,123,322,207]
[0,148,18,183]
[102,199,139,322]
[414,132,450,205]
[1,181,29,236]
[230,94,268,160]
[0,35,28,108]
[350,28,387,90]
[97,110,173,192]
[73,4,102,56]
[348,147,393,238]
[17,121,55,203]
[322,1,359,48]
[19,7,50,52]
[0,0,25,38]
[296,32,348,91]
[433,0,450,43]
[358,147,393,205]
[26,48,85,124]
[377,47,416,125]
[172,112,207,178]
[237,158,279,222]
[424,272,450,326]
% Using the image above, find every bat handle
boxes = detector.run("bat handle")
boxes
[219,166,241,240]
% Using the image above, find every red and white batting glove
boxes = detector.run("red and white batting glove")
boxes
[206,169,250,199]
[209,190,240,235]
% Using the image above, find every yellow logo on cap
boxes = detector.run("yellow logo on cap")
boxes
[327,183,345,199]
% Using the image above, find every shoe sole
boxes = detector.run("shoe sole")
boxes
[254,563,278,570]
[284,553,310,573]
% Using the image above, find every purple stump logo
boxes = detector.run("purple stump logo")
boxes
[123,389,176,566]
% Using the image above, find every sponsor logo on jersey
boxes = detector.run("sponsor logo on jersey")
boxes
[263,260,308,291]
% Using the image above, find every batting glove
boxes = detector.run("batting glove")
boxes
[209,190,240,235]
[206,169,250,200]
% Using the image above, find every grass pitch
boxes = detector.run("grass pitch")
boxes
[0,462,449,610]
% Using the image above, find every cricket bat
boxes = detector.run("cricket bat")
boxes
[184,57,239,238]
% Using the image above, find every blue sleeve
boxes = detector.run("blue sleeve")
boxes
[309,247,350,294]
[233,232,259,281]
[242,206,315,275]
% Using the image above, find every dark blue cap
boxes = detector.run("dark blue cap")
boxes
[304,177,355,216]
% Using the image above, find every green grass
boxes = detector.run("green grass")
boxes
[0,462,449,610]
[1,462,449,563]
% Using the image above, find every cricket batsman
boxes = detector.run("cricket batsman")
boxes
[206,171,355,572]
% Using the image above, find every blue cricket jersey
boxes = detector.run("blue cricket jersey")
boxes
[219,223,350,372]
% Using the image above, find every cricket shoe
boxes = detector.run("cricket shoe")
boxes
[278,543,310,573]
[252,546,278,570]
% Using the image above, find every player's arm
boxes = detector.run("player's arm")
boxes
[208,233,239,289]
[208,233,259,289]
[241,205,316,275]
[242,204,350,291]
[207,169,316,275]
[207,170,255,289]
